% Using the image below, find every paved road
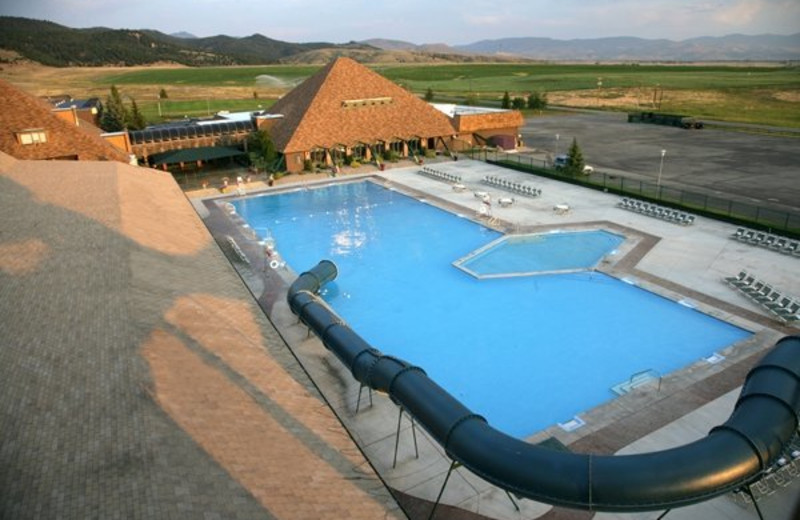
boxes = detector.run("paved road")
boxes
[519,112,800,213]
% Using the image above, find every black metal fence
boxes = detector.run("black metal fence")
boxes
[466,149,800,237]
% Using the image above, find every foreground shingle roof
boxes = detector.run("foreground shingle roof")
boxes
[0,152,404,519]
[0,79,129,162]
[268,57,456,153]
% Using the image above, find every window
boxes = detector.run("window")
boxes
[17,129,48,145]
[341,97,393,108]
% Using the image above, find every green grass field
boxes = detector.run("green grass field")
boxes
[138,98,276,121]
[98,66,320,87]
[99,63,800,127]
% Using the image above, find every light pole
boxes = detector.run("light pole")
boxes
[555,134,560,155]
[657,149,666,187]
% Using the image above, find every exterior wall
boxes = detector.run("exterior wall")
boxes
[103,132,132,154]
[285,151,305,173]
[53,107,80,127]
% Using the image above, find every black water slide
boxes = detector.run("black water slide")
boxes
[288,260,800,512]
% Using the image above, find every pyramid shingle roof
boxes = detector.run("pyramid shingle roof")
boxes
[267,58,456,153]
[0,79,129,162]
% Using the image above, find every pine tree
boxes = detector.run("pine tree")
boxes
[527,91,548,110]
[566,138,585,176]
[100,85,129,132]
[128,99,147,130]
[501,91,511,109]
[424,87,434,102]
[248,129,278,171]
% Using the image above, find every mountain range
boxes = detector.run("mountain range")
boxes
[0,16,797,67]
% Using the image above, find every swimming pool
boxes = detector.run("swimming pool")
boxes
[232,181,751,438]
[456,230,625,278]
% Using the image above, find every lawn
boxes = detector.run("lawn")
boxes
[138,98,276,121]
[91,62,800,128]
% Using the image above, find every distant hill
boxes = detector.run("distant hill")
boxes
[0,16,377,66]
[454,34,800,61]
[170,31,198,39]
[2,16,797,66]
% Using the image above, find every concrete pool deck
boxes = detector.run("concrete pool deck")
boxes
[202,159,799,520]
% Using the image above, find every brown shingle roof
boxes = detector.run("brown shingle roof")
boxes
[267,57,456,153]
[0,157,402,518]
[0,79,130,162]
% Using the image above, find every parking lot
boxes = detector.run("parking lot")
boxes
[520,111,800,213]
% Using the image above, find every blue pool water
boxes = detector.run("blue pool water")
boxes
[457,230,625,277]
[233,181,751,438]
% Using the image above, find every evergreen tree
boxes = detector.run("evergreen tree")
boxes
[100,85,129,132]
[128,99,147,130]
[527,91,548,110]
[511,96,526,110]
[159,88,169,99]
[501,91,511,109]
[424,87,434,102]
[566,138,586,176]
[248,129,278,171]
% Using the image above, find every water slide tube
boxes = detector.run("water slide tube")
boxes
[288,260,800,512]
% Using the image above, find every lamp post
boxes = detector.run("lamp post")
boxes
[657,149,666,188]
[555,134,560,155]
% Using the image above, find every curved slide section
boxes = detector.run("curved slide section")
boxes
[288,260,800,512]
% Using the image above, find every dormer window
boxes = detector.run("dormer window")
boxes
[342,97,393,108]
[17,129,48,145]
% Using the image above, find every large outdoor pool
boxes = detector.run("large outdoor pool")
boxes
[232,181,751,438]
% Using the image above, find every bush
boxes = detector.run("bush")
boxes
[350,160,361,168]
[424,149,436,158]
[303,159,315,173]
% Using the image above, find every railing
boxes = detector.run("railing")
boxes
[611,368,662,395]
[466,148,800,237]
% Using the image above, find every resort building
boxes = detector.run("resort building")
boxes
[263,57,524,172]
[0,78,131,162]
[122,57,524,173]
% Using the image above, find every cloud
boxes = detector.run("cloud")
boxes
[712,0,765,25]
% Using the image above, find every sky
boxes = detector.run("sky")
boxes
[1,0,798,44]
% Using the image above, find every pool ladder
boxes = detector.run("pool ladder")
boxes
[611,368,662,396]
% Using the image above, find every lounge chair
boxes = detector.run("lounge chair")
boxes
[766,296,793,313]
[731,274,756,289]
[769,238,787,250]
[724,271,748,285]
[731,227,746,239]
[739,230,755,242]
[742,280,766,296]
[774,301,800,320]
[755,289,780,306]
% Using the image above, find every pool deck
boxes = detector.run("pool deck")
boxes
[203,159,799,520]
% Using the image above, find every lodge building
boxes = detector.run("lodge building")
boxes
[127,57,524,172]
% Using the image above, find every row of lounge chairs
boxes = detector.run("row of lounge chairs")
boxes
[418,167,461,184]
[724,270,799,323]
[482,175,542,197]
[732,442,800,505]
[731,227,800,256]
[617,198,695,225]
